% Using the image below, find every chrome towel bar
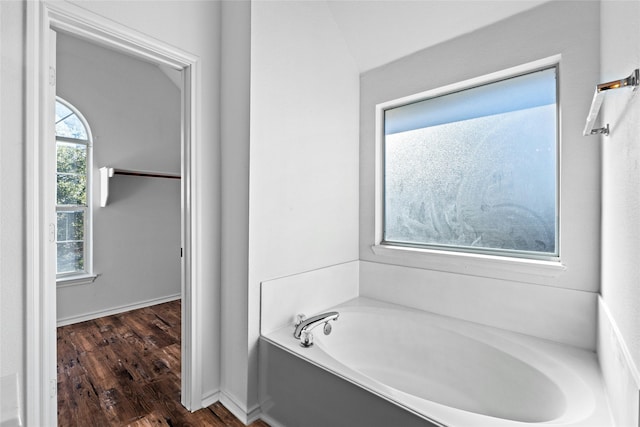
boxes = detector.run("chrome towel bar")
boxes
[583,68,639,136]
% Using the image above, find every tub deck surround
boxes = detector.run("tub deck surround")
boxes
[259,261,359,335]
[261,298,612,427]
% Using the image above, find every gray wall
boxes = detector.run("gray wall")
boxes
[359,1,601,349]
[56,33,181,323]
[220,0,252,418]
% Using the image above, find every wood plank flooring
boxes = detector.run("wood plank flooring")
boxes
[57,300,269,427]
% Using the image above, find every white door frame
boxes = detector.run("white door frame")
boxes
[25,2,203,424]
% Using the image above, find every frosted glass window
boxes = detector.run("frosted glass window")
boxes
[383,67,558,258]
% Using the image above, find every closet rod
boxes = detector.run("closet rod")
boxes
[112,168,181,180]
[99,166,180,207]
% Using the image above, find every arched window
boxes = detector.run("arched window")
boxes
[55,97,93,281]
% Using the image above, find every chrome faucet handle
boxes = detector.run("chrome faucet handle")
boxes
[294,313,307,326]
[323,321,332,335]
[293,311,339,344]
[300,330,314,347]
[298,321,332,347]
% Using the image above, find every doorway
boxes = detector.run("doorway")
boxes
[54,31,182,323]
[27,3,202,425]
[54,28,182,422]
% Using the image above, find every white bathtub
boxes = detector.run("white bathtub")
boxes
[260,298,612,427]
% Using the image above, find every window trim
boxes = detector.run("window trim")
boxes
[373,56,565,277]
[55,97,94,284]
[56,273,99,287]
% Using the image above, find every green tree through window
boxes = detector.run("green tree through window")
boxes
[55,98,92,277]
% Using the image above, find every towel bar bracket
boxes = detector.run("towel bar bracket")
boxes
[597,68,639,92]
[590,124,610,136]
[583,68,639,137]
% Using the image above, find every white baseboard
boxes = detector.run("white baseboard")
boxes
[201,390,221,409]
[56,293,181,327]
[598,296,640,427]
[218,391,262,425]
[246,403,262,424]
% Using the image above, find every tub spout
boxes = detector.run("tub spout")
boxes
[293,311,339,347]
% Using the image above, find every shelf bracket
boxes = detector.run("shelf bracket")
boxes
[99,166,114,207]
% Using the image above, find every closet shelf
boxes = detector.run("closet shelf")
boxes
[583,68,638,136]
[99,166,181,207]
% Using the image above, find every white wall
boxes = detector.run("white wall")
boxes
[1,1,27,423]
[9,1,637,424]
[599,1,640,425]
[326,0,553,73]
[55,32,181,324]
[239,0,360,418]
[359,1,601,350]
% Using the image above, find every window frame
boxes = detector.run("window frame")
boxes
[373,57,566,278]
[55,97,96,286]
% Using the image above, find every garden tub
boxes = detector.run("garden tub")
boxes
[260,298,611,427]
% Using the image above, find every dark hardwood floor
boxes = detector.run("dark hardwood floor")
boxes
[57,300,270,427]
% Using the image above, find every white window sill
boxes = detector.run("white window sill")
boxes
[56,273,99,288]
[371,244,566,283]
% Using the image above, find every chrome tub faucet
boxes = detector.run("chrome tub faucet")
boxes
[293,311,339,347]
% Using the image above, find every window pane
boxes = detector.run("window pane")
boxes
[57,242,85,274]
[57,174,87,205]
[55,98,91,279]
[55,101,73,123]
[385,68,556,135]
[57,141,87,174]
[57,210,85,275]
[57,142,87,205]
[55,101,88,140]
[57,210,85,242]
[384,68,557,257]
